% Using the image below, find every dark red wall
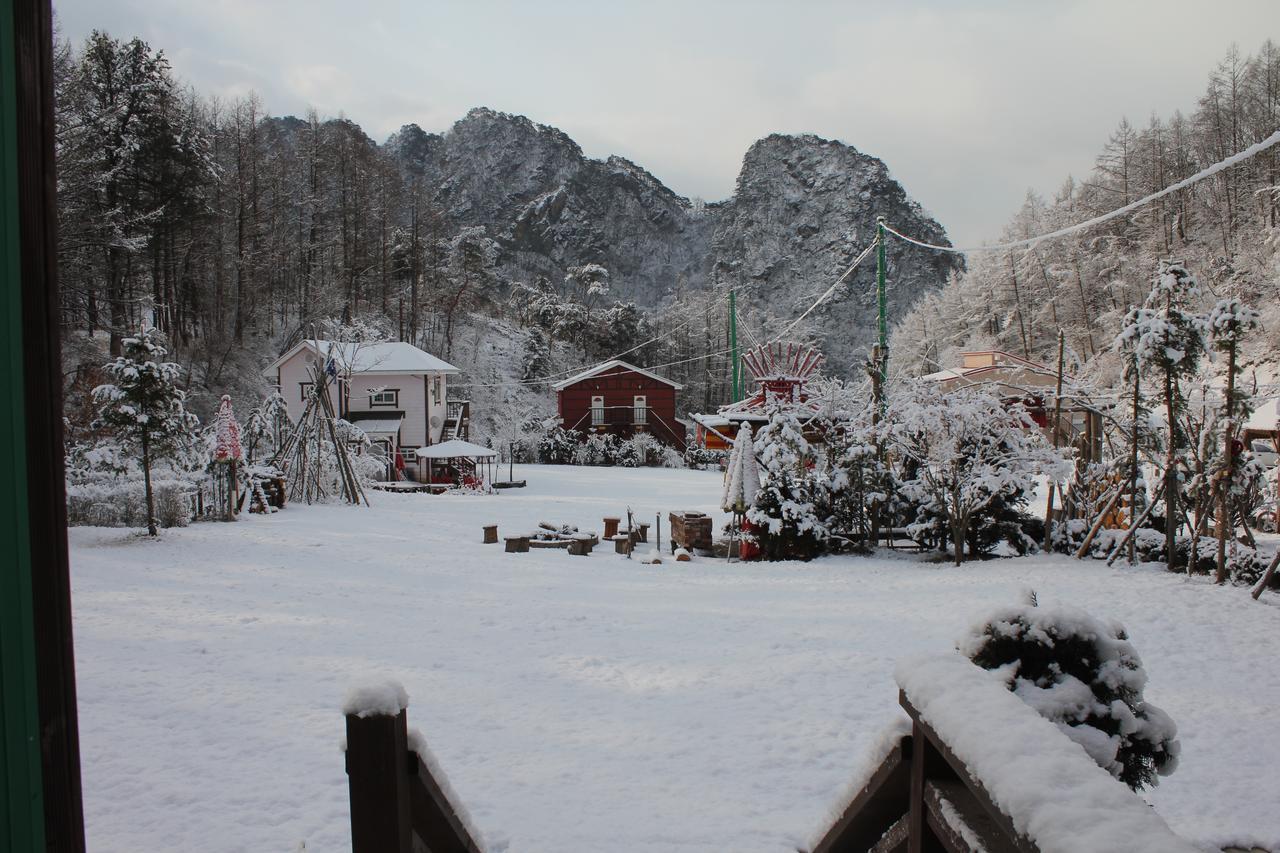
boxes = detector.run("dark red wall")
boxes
[557,365,685,447]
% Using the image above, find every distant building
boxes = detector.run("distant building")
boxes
[264,339,466,480]
[922,350,1102,462]
[690,343,826,451]
[552,359,686,448]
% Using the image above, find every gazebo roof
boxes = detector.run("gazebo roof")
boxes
[416,439,498,459]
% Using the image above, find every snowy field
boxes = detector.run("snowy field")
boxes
[69,465,1279,852]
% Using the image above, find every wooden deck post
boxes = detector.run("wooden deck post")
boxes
[345,709,413,853]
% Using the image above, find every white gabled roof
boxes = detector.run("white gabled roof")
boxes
[264,340,460,377]
[551,358,683,391]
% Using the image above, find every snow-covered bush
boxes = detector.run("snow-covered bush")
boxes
[747,407,827,561]
[572,432,620,466]
[538,427,579,464]
[684,445,727,470]
[66,477,196,529]
[885,382,1068,565]
[617,433,664,467]
[961,601,1180,791]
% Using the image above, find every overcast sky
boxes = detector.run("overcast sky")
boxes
[54,0,1280,245]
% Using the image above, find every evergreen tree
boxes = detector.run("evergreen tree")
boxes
[1116,261,1207,571]
[747,407,826,561]
[1207,297,1260,582]
[92,330,200,535]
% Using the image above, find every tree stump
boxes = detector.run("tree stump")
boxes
[504,536,530,553]
[482,524,498,544]
[603,517,620,538]
[569,537,593,556]
[635,522,650,543]
[614,536,632,555]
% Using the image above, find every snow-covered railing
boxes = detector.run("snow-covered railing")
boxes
[808,655,1199,853]
[342,681,485,853]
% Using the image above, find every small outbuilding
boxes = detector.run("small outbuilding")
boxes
[552,359,686,448]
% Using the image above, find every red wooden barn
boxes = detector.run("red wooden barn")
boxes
[553,359,686,448]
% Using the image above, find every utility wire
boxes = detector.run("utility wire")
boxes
[883,129,1280,253]
[767,241,877,345]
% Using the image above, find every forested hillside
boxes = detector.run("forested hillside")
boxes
[53,30,956,441]
[891,43,1280,385]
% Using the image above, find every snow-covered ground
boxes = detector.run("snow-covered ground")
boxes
[69,465,1279,852]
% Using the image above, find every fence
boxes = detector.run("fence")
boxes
[344,705,484,853]
[346,658,1199,853]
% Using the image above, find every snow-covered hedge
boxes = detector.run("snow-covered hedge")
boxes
[537,426,682,468]
[960,601,1179,791]
[66,477,200,529]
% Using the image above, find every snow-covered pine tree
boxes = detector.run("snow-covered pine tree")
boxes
[1120,261,1207,571]
[823,413,892,553]
[92,330,200,535]
[747,407,826,561]
[962,601,1180,792]
[1112,305,1156,563]
[1207,297,1260,582]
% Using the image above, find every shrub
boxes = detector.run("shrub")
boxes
[961,600,1180,791]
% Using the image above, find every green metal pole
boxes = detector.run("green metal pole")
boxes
[0,0,48,845]
[876,217,887,383]
[729,288,739,402]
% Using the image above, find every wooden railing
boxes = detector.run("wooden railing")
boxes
[808,693,1032,853]
[348,661,1197,853]
[444,399,470,440]
[809,656,1198,853]
[345,707,484,853]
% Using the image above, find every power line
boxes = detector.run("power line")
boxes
[767,241,878,344]
[883,128,1280,254]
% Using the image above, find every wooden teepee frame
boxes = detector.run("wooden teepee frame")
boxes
[271,359,369,506]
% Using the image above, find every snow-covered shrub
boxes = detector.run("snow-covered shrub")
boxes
[658,446,685,468]
[885,382,1068,565]
[538,427,579,464]
[617,433,663,467]
[572,432,620,466]
[747,407,826,561]
[684,445,727,470]
[66,477,195,528]
[961,601,1180,791]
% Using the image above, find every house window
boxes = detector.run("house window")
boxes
[370,388,399,407]
[433,376,442,404]
[299,382,313,402]
[591,395,605,426]
[634,395,647,425]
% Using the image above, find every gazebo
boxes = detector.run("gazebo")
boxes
[416,439,498,490]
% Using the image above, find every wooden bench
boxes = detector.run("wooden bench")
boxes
[529,539,571,550]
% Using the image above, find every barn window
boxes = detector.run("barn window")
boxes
[591,395,605,426]
[633,395,647,424]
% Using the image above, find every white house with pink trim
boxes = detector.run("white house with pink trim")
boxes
[264,340,463,474]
